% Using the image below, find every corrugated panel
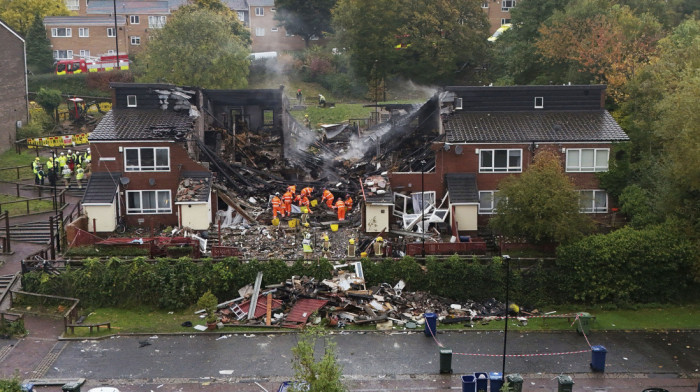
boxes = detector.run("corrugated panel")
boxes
[284,299,328,324]
[238,296,283,319]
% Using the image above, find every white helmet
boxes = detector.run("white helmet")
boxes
[87,148,90,153]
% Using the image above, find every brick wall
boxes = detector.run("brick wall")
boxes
[0,25,27,153]
[45,23,128,58]
[249,5,307,52]
[481,0,514,34]
[90,140,209,228]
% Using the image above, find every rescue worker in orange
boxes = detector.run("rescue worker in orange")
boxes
[334,198,347,221]
[299,194,312,213]
[287,185,297,196]
[344,194,353,211]
[321,188,334,208]
[301,187,314,198]
[283,190,294,216]
[271,192,285,218]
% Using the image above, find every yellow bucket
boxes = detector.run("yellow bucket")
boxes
[360,252,368,258]
[300,206,308,214]
[330,224,339,232]
[310,199,318,207]
[272,218,280,226]
[288,219,298,228]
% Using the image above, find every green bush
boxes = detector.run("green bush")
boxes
[29,73,111,97]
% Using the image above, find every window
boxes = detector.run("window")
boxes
[566,148,609,172]
[78,28,89,37]
[127,95,137,107]
[479,149,522,172]
[501,18,511,25]
[481,1,489,7]
[271,7,276,12]
[53,50,73,59]
[255,7,264,16]
[263,109,274,125]
[107,50,116,55]
[502,0,516,11]
[124,147,170,171]
[237,11,245,22]
[148,16,167,28]
[66,0,80,10]
[271,27,278,32]
[255,27,265,36]
[579,190,607,213]
[79,50,90,58]
[107,27,116,37]
[51,28,71,37]
[479,191,505,214]
[534,97,544,109]
[130,15,140,24]
[126,190,171,214]
[130,36,141,45]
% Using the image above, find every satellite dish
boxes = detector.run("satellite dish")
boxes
[443,144,451,151]
[455,145,463,155]
[149,178,156,186]
[119,177,130,185]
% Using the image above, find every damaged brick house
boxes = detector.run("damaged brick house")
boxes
[387,85,629,239]
[82,82,288,233]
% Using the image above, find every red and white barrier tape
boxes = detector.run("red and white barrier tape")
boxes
[453,350,589,357]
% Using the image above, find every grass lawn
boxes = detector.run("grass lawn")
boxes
[291,103,375,128]
[0,149,37,182]
[64,303,700,338]
[0,194,54,216]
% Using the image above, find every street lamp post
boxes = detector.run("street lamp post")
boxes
[112,0,120,70]
[52,148,58,215]
[502,253,511,376]
[420,159,426,257]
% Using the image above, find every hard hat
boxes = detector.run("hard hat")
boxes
[304,223,309,227]
[275,192,280,196]
[305,234,311,239]
[349,239,355,244]
[60,152,65,155]
[304,114,309,118]
[323,235,329,241]
[87,148,90,153]
[377,236,383,242]
[67,149,72,153]
[76,164,81,168]
[49,156,53,160]
[35,157,40,161]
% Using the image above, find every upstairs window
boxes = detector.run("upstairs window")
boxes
[127,95,137,107]
[566,148,609,172]
[502,0,516,11]
[130,36,141,45]
[255,7,264,16]
[127,190,171,214]
[237,11,245,22]
[79,28,89,37]
[534,96,544,109]
[124,147,170,172]
[479,149,522,172]
[107,27,116,37]
[54,50,73,59]
[130,15,140,24]
[481,1,489,7]
[79,50,90,58]
[52,28,71,37]
[256,27,265,36]
[66,0,80,10]
[148,16,167,28]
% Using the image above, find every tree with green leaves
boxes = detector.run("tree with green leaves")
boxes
[332,0,489,85]
[290,326,345,392]
[274,0,336,48]
[0,0,69,36]
[137,8,250,89]
[489,150,593,245]
[25,15,55,74]
[0,377,22,392]
[175,0,251,45]
[35,88,62,123]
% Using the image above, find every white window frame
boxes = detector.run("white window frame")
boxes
[130,15,140,24]
[130,36,141,45]
[127,95,137,107]
[237,11,245,22]
[107,50,116,55]
[126,190,172,214]
[148,15,167,28]
[478,191,506,214]
[534,96,544,109]
[502,0,516,11]
[66,0,80,11]
[51,28,72,37]
[53,50,73,59]
[107,27,116,37]
[124,147,170,172]
[501,18,511,25]
[255,27,265,36]
[271,26,278,32]
[78,27,89,37]
[479,149,522,173]
[566,148,609,172]
[578,190,608,213]
[255,7,264,16]
[79,50,90,58]
[481,1,489,8]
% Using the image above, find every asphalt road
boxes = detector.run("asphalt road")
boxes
[45,330,699,382]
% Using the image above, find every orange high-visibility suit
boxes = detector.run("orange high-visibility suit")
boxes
[334,199,346,221]
[300,196,312,213]
[301,187,313,197]
[322,189,334,208]
[345,196,353,211]
[287,185,297,195]
[294,193,302,205]
[283,191,294,215]
[271,195,285,218]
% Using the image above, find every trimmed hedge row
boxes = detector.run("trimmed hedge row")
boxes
[22,224,697,309]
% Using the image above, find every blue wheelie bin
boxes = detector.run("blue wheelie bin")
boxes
[461,375,476,392]
[590,345,607,372]
[489,372,503,392]
[474,372,488,392]
[424,312,437,337]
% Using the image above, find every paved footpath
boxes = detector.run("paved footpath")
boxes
[2,327,695,392]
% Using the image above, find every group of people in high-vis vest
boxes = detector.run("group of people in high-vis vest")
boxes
[270,186,354,222]
[31,148,91,189]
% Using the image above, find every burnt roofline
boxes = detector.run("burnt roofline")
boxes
[444,84,606,92]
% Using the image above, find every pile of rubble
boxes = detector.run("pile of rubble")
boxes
[197,266,528,330]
